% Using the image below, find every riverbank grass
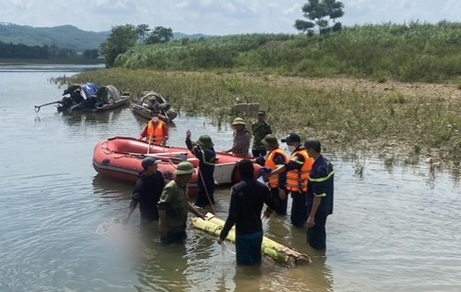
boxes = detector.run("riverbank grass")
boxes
[69,68,461,165]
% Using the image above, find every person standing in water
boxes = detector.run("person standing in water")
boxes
[224,117,251,157]
[185,131,217,208]
[217,159,277,265]
[123,157,165,232]
[251,110,272,158]
[157,162,205,244]
[304,138,334,250]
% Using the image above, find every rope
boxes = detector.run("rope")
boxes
[222,241,236,254]
[198,167,216,214]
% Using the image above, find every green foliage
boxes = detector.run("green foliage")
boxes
[223,78,241,93]
[387,91,406,104]
[100,24,138,68]
[294,0,345,35]
[136,24,150,44]
[82,49,99,59]
[145,26,173,44]
[109,21,461,83]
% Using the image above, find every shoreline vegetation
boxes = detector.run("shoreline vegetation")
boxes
[57,22,461,171]
[68,69,461,170]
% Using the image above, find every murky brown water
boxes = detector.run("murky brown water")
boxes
[0,65,460,292]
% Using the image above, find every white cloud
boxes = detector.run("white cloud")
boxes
[283,3,301,15]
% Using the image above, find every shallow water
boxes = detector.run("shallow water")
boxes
[0,65,460,292]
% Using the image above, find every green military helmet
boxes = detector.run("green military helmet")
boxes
[174,161,196,175]
[261,134,279,148]
[195,135,214,148]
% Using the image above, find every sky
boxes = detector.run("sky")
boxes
[1,0,461,35]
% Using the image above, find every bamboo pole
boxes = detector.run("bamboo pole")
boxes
[190,213,311,267]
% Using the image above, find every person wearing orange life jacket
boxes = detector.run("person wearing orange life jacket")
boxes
[265,133,313,227]
[255,134,288,215]
[138,109,168,146]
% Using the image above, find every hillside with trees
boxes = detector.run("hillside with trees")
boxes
[0,23,108,52]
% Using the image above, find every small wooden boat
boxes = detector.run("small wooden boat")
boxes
[57,84,130,114]
[130,91,177,122]
[92,136,261,197]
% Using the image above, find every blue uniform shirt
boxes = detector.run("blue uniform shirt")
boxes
[307,154,334,215]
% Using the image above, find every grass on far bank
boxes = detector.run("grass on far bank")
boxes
[115,22,461,84]
[65,68,461,169]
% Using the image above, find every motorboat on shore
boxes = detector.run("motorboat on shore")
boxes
[92,136,260,197]
[58,84,130,114]
[34,83,130,114]
[130,91,177,122]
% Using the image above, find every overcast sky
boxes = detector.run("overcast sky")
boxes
[1,0,460,35]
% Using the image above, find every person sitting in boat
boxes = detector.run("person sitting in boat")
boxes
[138,109,168,146]
[158,102,171,112]
[185,131,217,208]
[147,98,160,111]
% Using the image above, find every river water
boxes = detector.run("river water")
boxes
[0,64,460,292]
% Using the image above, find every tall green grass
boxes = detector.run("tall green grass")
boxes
[113,22,461,83]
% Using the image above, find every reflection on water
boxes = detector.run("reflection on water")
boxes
[92,174,133,203]
[60,107,125,126]
[0,63,104,72]
[1,66,461,292]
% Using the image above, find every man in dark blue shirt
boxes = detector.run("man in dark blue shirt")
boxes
[304,139,334,250]
[124,157,165,230]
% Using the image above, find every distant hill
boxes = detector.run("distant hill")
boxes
[172,32,216,40]
[0,23,108,52]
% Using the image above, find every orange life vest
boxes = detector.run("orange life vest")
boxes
[265,148,288,188]
[147,120,165,144]
[286,149,313,192]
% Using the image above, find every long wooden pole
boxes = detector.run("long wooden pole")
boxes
[34,100,61,112]
[147,134,152,154]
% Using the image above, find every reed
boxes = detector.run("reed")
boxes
[112,22,461,83]
[69,68,461,166]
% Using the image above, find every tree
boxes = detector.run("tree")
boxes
[100,24,138,67]
[83,49,99,59]
[294,0,344,35]
[136,24,150,44]
[145,26,173,44]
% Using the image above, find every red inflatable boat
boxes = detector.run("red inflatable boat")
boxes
[92,136,261,197]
